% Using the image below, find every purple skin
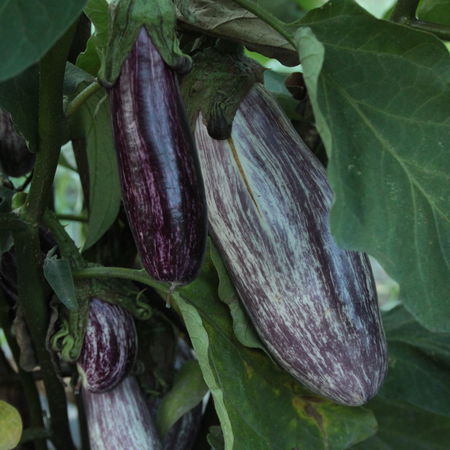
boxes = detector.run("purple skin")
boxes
[0,109,34,177]
[194,84,388,406]
[163,403,202,450]
[109,28,207,284]
[78,298,137,393]
[82,376,162,450]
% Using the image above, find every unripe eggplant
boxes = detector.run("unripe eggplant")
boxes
[82,376,162,450]
[109,27,207,284]
[194,84,387,406]
[78,298,137,392]
[0,109,34,177]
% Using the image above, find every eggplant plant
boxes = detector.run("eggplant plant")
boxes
[0,0,449,449]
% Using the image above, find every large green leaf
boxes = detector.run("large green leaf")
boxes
[383,306,450,365]
[0,0,86,82]
[353,399,450,449]
[175,253,377,450]
[72,88,121,249]
[296,0,450,332]
[418,0,450,25]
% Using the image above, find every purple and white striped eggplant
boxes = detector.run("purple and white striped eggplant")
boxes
[77,298,137,393]
[109,27,207,284]
[194,84,388,406]
[0,109,34,177]
[82,376,162,450]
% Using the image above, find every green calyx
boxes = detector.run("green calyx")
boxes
[180,44,264,140]
[100,0,191,85]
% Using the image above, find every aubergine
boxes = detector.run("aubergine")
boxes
[109,27,207,284]
[77,298,137,393]
[194,84,387,406]
[82,376,162,450]
[0,109,34,177]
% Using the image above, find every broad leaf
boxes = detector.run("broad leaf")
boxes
[0,66,38,152]
[297,0,450,332]
[417,0,450,26]
[43,250,78,311]
[0,0,86,82]
[77,0,109,76]
[156,360,208,437]
[0,400,22,450]
[175,255,377,450]
[72,88,121,249]
[353,399,450,449]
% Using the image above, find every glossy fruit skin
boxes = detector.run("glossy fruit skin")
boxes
[82,376,162,450]
[0,109,34,177]
[77,298,137,393]
[194,84,388,406]
[109,27,207,284]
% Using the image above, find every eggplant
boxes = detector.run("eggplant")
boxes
[78,298,137,392]
[82,376,162,450]
[0,109,34,177]
[194,84,387,406]
[109,27,207,284]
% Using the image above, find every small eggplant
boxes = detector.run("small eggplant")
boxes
[82,376,162,450]
[77,298,137,393]
[109,28,207,284]
[194,84,387,406]
[0,109,34,177]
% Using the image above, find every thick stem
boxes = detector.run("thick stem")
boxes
[73,266,169,293]
[65,81,102,118]
[13,227,75,450]
[231,0,296,46]
[391,0,419,23]
[0,290,47,450]
[43,209,85,269]
[24,25,77,223]
[56,213,88,223]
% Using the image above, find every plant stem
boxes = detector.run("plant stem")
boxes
[13,226,75,450]
[231,0,296,47]
[23,25,77,224]
[43,209,85,269]
[65,81,102,118]
[391,0,419,23]
[0,290,47,450]
[73,266,169,293]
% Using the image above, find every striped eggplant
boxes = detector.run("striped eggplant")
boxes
[194,84,387,406]
[109,27,207,284]
[77,298,137,392]
[0,109,34,177]
[82,376,162,450]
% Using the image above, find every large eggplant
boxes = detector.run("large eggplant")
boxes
[109,28,207,284]
[78,298,137,392]
[82,376,162,450]
[0,109,35,177]
[194,84,387,406]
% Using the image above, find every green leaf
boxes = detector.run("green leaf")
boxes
[379,342,450,418]
[207,426,225,450]
[76,0,109,76]
[156,360,208,438]
[0,400,22,450]
[297,0,450,332]
[0,0,87,82]
[417,0,450,26]
[353,399,450,449]
[383,306,450,365]
[209,242,265,352]
[43,250,78,310]
[175,258,377,450]
[72,89,121,249]
[0,66,38,152]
